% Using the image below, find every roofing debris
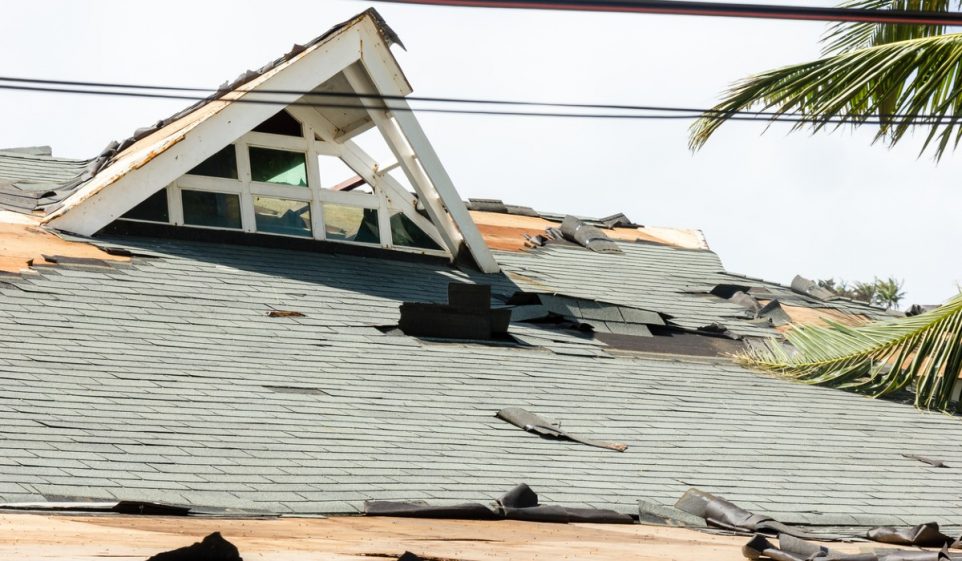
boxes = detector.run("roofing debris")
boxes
[676,488,837,540]
[468,209,708,252]
[743,533,960,561]
[559,215,622,253]
[675,488,962,552]
[791,274,838,301]
[0,150,91,213]
[399,282,510,340]
[496,408,628,452]
[465,198,539,216]
[146,532,242,561]
[506,291,665,337]
[366,483,634,524]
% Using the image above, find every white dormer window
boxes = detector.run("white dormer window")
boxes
[46,10,499,272]
[118,110,442,253]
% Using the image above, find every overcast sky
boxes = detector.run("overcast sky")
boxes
[1,0,959,304]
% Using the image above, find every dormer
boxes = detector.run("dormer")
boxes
[43,10,499,273]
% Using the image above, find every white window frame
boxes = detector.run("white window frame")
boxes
[117,112,450,256]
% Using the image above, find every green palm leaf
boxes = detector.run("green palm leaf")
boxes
[690,32,962,160]
[822,0,959,55]
[740,292,962,411]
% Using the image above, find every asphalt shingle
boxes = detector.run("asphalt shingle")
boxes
[0,236,957,525]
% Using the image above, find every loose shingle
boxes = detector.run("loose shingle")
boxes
[0,236,957,525]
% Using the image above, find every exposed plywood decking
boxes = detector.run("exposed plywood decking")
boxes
[470,211,708,252]
[0,513,880,561]
[0,222,127,274]
[764,301,871,333]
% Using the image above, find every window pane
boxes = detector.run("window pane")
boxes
[182,190,242,229]
[254,197,312,237]
[249,147,307,186]
[188,145,238,179]
[253,110,303,137]
[324,204,379,243]
[317,155,366,191]
[390,212,441,250]
[122,189,169,222]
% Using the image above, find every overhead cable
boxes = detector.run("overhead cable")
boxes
[0,79,950,126]
[374,0,962,25]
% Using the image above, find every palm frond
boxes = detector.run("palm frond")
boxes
[821,0,960,55]
[689,33,962,160]
[739,292,962,411]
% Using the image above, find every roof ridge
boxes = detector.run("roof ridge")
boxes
[0,150,89,164]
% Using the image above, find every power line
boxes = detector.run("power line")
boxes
[374,0,962,25]
[0,77,952,125]
[0,75,741,115]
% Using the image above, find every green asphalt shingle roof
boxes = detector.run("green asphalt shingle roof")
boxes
[0,150,89,213]
[0,235,960,525]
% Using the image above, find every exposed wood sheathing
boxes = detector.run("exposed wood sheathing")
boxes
[0,222,126,274]
[470,211,708,252]
[0,513,880,561]
[764,301,870,332]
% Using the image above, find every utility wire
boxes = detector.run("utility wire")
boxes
[0,77,952,125]
[374,0,962,25]
[1,75,761,115]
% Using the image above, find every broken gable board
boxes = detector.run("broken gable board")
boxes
[44,10,499,273]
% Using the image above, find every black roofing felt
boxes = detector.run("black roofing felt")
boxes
[0,235,960,525]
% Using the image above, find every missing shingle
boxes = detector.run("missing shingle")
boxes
[709,284,753,300]
[398,283,510,340]
[264,385,328,395]
[267,310,305,318]
[39,255,114,269]
[902,453,949,468]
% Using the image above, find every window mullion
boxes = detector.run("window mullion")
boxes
[305,124,326,241]
[236,142,256,233]
[167,184,183,226]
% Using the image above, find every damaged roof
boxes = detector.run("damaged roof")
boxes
[0,8,951,540]
[0,150,91,213]
[0,236,959,525]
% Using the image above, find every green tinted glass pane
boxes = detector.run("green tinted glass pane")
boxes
[324,204,379,243]
[249,147,307,186]
[188,145,238,179]
[390,212,441,250]
[122,189,169,222]
[182,190,242,229]
[254,197,312,237]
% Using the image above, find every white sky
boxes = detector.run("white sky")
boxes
[1,0,959,305]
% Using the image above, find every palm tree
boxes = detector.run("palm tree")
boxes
[690,0,962,160]
[691,1,962,410]
[875,277,907,309]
